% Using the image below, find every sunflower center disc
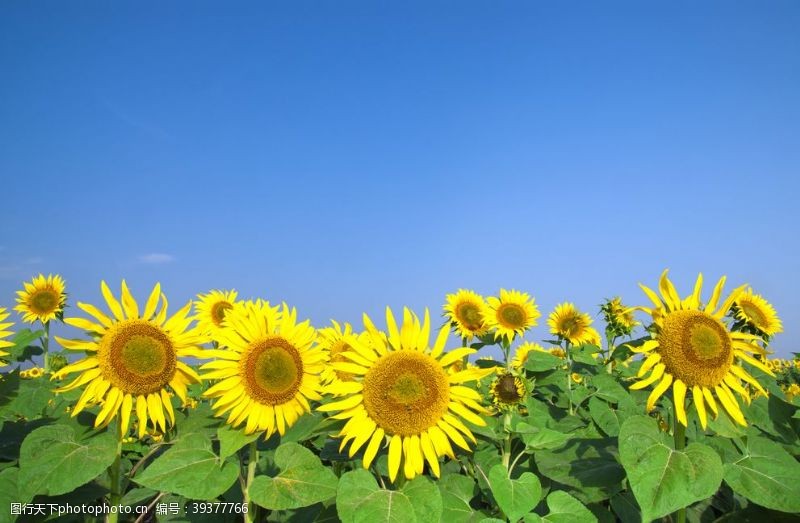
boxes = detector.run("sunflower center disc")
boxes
[30,290,58,314]
[211,301,233,326]
[362,351,450,436]
[498,304,524,328]
[456,303,483,330]
[496,374,522,403]
[658,310,733,387]
[100,320,177,394]
[242,337,303,405]
[739,302,767,327]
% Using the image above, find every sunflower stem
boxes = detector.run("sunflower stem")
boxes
[107,422,123,523]
[244,440,258,523]
[565,340,574,415]
[502,411,512,469]
[672,416,687,523]
[42,321,50,374]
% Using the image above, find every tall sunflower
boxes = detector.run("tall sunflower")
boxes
[319,307,492,482]
[547,303,594,345]
[15,274,66,323]
[731,287,782,337]
[485,289,540,342]
[629,270,773,428]
[317,321,366,386]
[194,289,239,340]
[0,307,14,367]
[198,300,325,437]
[443,289,489,340]
[53,281,203,437]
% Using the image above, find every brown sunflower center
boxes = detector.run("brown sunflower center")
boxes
[494,374,523,404]
[558,314,585,338]
[241,337,303,405]
[99,320,177,394]
[455,302,483,331]
[498,304,525,329]
[362,351,450,436]
[29,289,60,314]
[210,301,233,326]
[658,310,733,387]
[739,301,767,328]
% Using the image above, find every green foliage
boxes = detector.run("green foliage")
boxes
[336,469,443,523]
[524,491,597,523]
[486,464,542,522]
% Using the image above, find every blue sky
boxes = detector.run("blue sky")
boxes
[1,2,798,357]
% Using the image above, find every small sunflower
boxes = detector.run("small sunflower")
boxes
[629,270,774,429]
[485,289,540,342]
[0,307,14,367]
[15,274,66,324]
[317,321,368,386]
[443,289,489,340]
[319,307,492,482]
[54,281,203,437]
[490,371,527,409]
[194,289,239,340]
[548,303,594,345]
[731,287,782,337]
[511,342,547,370]
[198,300,325,437]
[601,297,639,337]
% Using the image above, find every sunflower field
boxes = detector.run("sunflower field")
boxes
[1,271,799,523]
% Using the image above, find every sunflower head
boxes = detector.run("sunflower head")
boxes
[547,303,594,345]
[194,289,238,339]
[443,289,489,340]
[0,307,14,367]
[731,287,782,338]
[15,274,66,324]
[601,297,639,338]
[319,307,493,482]
[511,342,548,370]
[490,371,527,409]
[485,289,540,342]
[198,300,324,438]
[54,281,203,438]
[317,321,366,385]
[630,270,775,429]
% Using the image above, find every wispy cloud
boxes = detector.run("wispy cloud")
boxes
[138,253,175,264]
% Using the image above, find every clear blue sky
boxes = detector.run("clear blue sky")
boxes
[1,2,798,357]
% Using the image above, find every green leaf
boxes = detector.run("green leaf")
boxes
[18,424,117,502]
[588,397,622,437]
[571,344,601,365]
[0,371,55,421]
[0,467,19,523]
[523,490,597,523]
[486,464,542,522]
[401,476,443,523]
[525,351,564,372]
[535,437,624,504]
[618,416,723,522]
[249,442,338,510]
[515,422,569,451]
[336,469,416,523]
[722,435,800,513]
[217,424,260,461]
[439,474,485,523]
[589,373,636,409]
[134,432,239,500]
[6,329,44,361]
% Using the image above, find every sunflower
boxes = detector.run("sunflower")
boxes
[198,300,325,437]
[731,287,782,337]
[629,270,774,428]
[490,371,526,408]
[318,321,366,386]
[53,281,203,437]
[511,342,547,370]
[602,297,639,337]
[319,307,492,482]
[444,289,489,340]
[0,307,14,367]
[548,303,594,345]
[15,274,66,324]
[485,289,540,342]
[194,289,239,340]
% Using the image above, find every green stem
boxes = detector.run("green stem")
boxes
[673,415,687,523]
[244,441,258,523]
[108,423,123,523]
[565,341,574,415]
[502,411,512,469]
[605,335,616,374]
[42,321,50,374]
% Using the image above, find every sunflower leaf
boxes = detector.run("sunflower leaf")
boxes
[486,464,542,522]
[336,469,416,522]
[523,490,597,523]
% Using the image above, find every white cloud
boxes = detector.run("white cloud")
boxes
[138,253,175,264]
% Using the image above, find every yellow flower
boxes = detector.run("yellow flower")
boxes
[547,303,594,345]
[732,288,783,337]
[629,270,773,429]
[784,384,800,403]
[319,307,492,482]
[571,372,583,384]
[0,307,14,367]
[15,274,66,323]
[443,289,490,340]
[490,371,526,408]
[602,297,640,336]
[511,342,542,369]
[198,300,325,437]
[194,289,238,340]
[54,281,203,438]
[485,289,540,342]
[317,321,366,386]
